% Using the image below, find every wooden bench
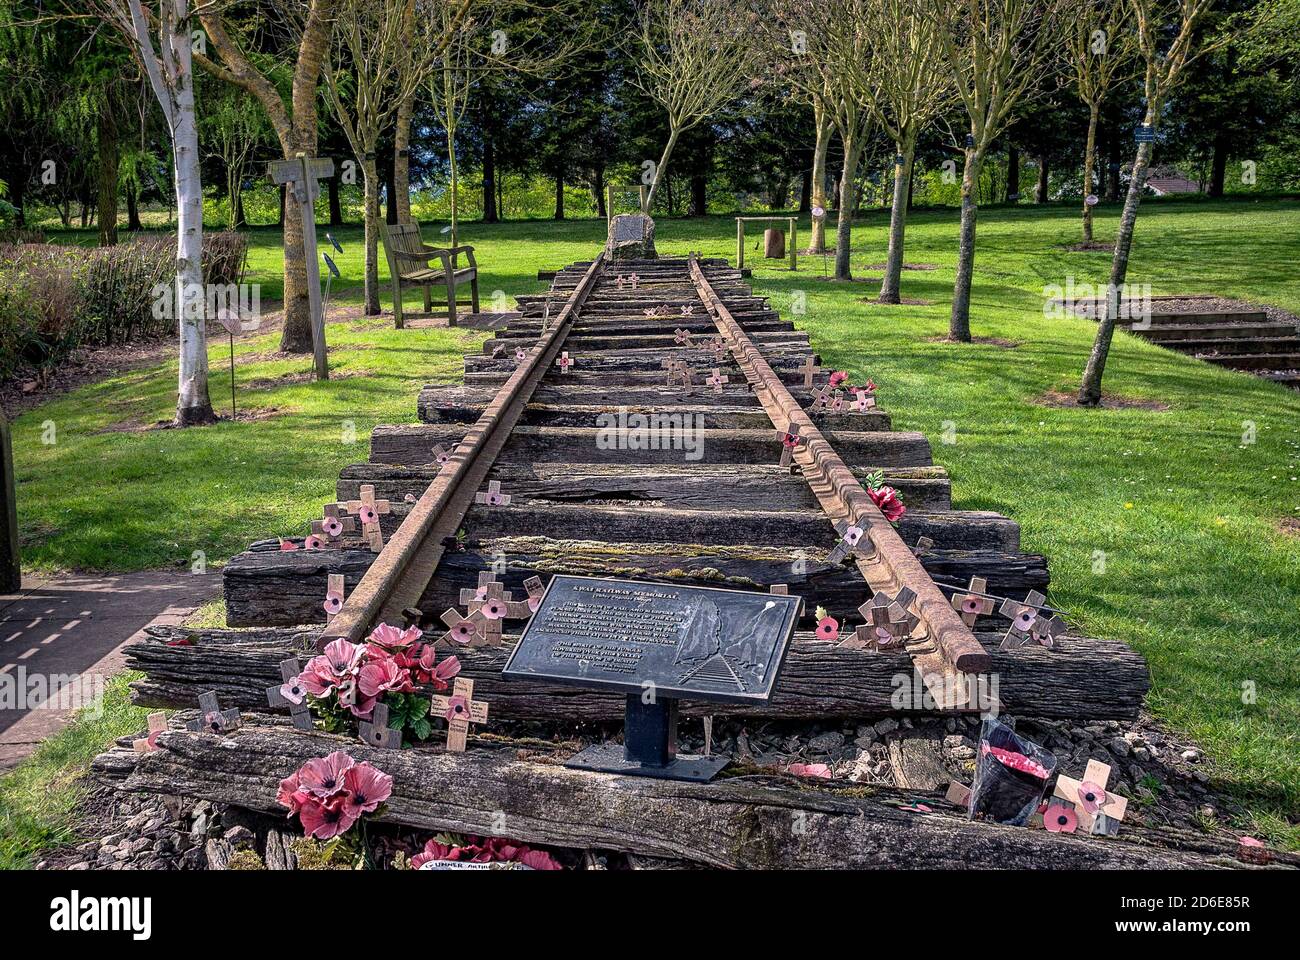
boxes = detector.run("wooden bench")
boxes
[379,222,480,328]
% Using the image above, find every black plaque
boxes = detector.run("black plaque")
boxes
[503,576,801,781]
[503,575,800,704]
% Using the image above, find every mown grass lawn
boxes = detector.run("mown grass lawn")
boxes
[4,196,1298,863]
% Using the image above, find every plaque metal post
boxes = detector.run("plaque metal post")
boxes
[566,694,730,783]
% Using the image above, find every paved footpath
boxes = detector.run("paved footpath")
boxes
[0,570,219,772]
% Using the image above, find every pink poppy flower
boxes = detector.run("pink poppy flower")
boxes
[279,539,298,552]
[480,596,507,620]
[298,655,342,697]
[438,694,469,722]
[278,674,307,706]
[1076,781,1107,816]
[340,762,392,816]
[276,771,308,815]
[322,639,363,676]
[410,647,460,689]
[787,762,833,779]
[1044,802,1078,833]
[297,750,355,798]
[517,848,563,870]
[368,622,422,654]
[358,657,415,698]
[411,840,459,869]
[828,370,848,388]
[304,534,325,550]
[322,516,344,537]
[868,484,906,522]
[815,616,839,641]
[298,795,359,840]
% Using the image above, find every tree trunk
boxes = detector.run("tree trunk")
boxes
[807,103,833,253]
[482,136,498,223]
[393,92,414,222]
[328,175,342,226]
[689,174,707,216]
[949,148,983,342]
[1034,154,1049,203]
[168,11,215,426]
[126,182,142,230]
[279,184,314,352]
[97,106,119,246]
[1078,133,1155,406]
[363,154,381,316]
[233,188,246,229]
[878,141,914,304]
[1208,133,1227,198]
[643,127,680,212]
[833,137,862,281]
[592,164,605,218]
[798,162,812,213]
[554,173,565,220]
[1082,104,1100,243]
[1005,144,1019,202]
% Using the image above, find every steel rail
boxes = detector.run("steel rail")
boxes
[319,254,606,647]
[687,256,993,696]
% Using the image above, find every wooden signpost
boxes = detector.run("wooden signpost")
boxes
[269,155,335,381]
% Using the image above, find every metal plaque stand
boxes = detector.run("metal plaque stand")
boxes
[566,695,730,783]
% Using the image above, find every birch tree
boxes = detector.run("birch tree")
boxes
[193,1,338,354]
[323,0,452,315]
[861,0,952,303]
[769,0,875,280]
[1066,0,1135,245]
[97,0,214,425]
[1078,0,1218,405]
[632,0,759,213]
[931,0,1065,341]
[805,88,835,253]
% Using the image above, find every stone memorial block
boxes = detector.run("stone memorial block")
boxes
[606,213,657,260]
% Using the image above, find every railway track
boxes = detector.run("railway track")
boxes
[96,249,1211,870]
[132,252,1150,721]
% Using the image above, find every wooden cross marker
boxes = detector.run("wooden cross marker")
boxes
[797,356,821,388]
[829,392,846,413]
[951,576,995,627]
[674,327,694,347]
[706,368,729,394]
[431,444,452,465]
[774,423,805,468]
[323,573,346,619]
[999,590,1066,650]
[521,575,547,613]
[680,304,695,317]
[911,536,935,556]
[555,351,573,374]
[459,574,514,644]
[358,701,402,750]
[266,658,314,731]
[846,588,919,651]
[809,383,837,411]
[852,387,877,412]
[627,273,639,289]
[430,677,489,752]
[133,712,168,753]
[826,519,868,565]
[514,346,528,365]
[440,607,487,647]
[1051,759,1128,835]
[186,691,241,735]
[661,357,694,389]
[475,480,511,508]
[311,504,355,548]
[340,484,391,553]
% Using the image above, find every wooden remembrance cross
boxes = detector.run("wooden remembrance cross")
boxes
[270,155,335,381]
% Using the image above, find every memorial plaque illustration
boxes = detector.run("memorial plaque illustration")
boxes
[502,575,802,782]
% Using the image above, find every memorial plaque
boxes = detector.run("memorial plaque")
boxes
[503,575,801,781]
[613,216,645,242]
[503,575,801,705]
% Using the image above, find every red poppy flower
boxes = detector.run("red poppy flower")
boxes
[868,484,906,522]
[815,616,840,641]
[322,516,343,537]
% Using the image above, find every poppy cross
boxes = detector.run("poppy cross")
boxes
[185,691,242,735]
[359,702,402,750]
[266,657,314,731]
[429,677,490,752]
